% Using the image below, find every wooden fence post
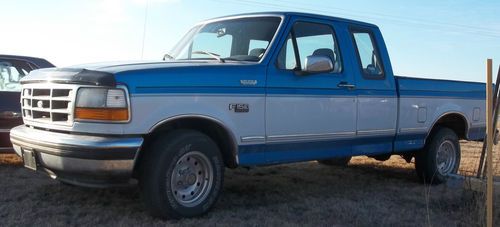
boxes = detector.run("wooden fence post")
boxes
[486,59,493,227]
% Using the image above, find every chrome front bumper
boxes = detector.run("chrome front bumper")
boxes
[9,125,143,187]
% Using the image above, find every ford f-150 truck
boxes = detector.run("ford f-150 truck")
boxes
[10,12,486,219]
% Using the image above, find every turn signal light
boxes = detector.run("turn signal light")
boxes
[75,108,129,121]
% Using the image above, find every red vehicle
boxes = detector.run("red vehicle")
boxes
[0,55,55,153]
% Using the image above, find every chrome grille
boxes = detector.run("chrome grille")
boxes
[21,84,76,126]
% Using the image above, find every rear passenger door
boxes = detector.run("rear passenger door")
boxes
[265,18,357,163]
[349,27,397,155]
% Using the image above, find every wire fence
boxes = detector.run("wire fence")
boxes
[459,140,500,179]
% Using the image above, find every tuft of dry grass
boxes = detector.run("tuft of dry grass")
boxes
[0,141,499,226]
[0,153,22,166]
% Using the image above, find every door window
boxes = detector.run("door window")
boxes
[248,39,269,58]
[351,31,384,78]
[276,21,342,73]
[0,59,32,92]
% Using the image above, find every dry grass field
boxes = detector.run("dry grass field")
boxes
[0,141,499,226]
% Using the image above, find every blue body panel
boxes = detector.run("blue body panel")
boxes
[396,76,486,99]
[113,63,268,94]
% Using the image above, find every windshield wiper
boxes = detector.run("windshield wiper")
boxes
[192,51,225,63]
[163,53,174,61]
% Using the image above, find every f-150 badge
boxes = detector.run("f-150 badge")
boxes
[229,103,249,113]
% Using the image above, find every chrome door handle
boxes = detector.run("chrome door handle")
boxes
[337,82,356,89]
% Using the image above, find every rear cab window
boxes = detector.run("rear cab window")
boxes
[350,28,384,79]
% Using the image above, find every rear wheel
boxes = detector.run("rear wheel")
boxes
[139,130,224,219]
[317,156,352,167]
[415,127,460,184]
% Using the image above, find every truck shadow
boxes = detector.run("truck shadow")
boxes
[1,157,437,225]
[218,161,419,209]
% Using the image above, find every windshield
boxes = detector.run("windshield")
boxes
[169,17,282,62]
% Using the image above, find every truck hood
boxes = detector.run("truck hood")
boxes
[20,60,264,89]
[67,60,242,73]
[20,61,167,86]
[21,67,117,86]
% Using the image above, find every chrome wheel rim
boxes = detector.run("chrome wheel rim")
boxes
[170,151,213,207]
[436,140,457,175]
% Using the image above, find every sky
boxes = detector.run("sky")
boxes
[1,0,500,82]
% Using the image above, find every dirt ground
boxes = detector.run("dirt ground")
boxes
[0,141,499,226]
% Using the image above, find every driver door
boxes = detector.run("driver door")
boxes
[265,18,357,163]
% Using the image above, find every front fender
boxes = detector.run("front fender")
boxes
[122,94,265,144]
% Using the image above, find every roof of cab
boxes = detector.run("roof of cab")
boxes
[203,11,378,28]
[0,54,55,68]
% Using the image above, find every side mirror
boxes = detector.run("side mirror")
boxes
[304,56,333,74]
[365,64,381,76]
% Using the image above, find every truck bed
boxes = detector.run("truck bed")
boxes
[394,76,486,152]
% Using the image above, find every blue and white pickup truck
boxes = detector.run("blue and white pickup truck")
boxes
[10,12,486,218]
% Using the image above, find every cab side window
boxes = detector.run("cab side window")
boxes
[248,39,270,58]
[277,21,342,73]
[351,31,384,78]
[0,59,32,92]
[276,34,297,70]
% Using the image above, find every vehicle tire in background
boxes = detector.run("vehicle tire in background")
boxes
[415,127,460,184]
[139,130,224,219]
[317,156,352,167]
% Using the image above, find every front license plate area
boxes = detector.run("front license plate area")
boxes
[22,148,37,171]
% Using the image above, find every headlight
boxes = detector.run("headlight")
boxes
[75,87,129,122]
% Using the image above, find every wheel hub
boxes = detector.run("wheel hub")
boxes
[187,173,196,185]
[436,140,457,175]
[170,151,214,207]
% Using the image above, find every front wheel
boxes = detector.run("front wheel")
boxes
[139,130,224,219]
[415,127,460,184]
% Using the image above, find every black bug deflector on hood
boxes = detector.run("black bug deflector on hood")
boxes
[21,68,116,87]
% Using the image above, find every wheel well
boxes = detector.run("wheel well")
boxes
[134,117,238,176]
[429,113,468,140]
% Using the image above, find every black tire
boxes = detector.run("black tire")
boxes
[415,127,460,184]
[139,130,224,219]
[317,156,352,166]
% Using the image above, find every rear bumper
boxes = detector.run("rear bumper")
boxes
[9,125,143,187]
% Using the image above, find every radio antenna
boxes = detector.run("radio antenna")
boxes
[141,0,149,60]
